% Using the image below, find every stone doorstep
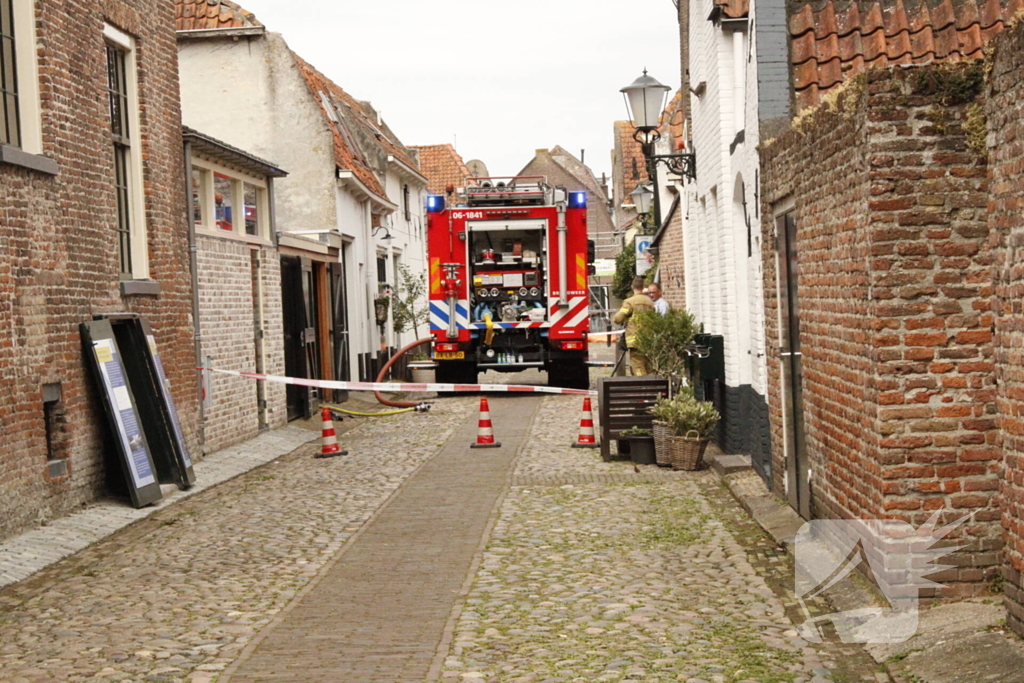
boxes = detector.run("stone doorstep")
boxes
[708,452,752,477]
[708,444,1022,683]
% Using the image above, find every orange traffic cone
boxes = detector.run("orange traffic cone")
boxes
[470,397,501,448]
[316,406,348,458]
[572,397,599,448]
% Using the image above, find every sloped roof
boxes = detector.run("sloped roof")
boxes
[292,54,387,199]
[549,146,609,200]
[174,0,262,31]
[791,0,1021,111]
[409,144,470,195]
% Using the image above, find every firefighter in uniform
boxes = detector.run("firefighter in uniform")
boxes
[613,276,655,376]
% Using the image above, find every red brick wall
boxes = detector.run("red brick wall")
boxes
[656,196,686,311]
[0,0,197,539]
[760,66,999,594]
[989,22,1024,631]
[760,79,875,511]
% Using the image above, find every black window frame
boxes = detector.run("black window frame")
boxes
[403,184,411,221]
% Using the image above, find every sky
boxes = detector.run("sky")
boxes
[236,0,682,183]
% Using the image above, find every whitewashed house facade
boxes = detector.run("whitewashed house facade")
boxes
[673,0,790,480]
[175,2,427,401]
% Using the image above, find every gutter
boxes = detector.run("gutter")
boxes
[386,154,429,185]
[183,140,207,453]
[336,169,398,213]
[176,27,266,40]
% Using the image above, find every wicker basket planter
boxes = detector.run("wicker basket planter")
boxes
[652,421,708,471]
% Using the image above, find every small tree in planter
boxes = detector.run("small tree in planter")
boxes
[390,264,429,339]
[649,393,720,470]
[631,308,697,394]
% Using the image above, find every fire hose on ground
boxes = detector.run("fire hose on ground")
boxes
[373,336,434,410]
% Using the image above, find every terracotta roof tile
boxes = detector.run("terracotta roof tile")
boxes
[409,144,470,195]
[292,54,386,199]
[173,0,261,31]
[716,0,750,18]
[791,0,1018,111]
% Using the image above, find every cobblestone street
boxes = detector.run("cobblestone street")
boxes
[1,371,881,683]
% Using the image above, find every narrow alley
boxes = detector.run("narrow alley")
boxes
[0,368,880,683]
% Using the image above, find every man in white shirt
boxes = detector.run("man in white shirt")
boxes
[649,282,670,315]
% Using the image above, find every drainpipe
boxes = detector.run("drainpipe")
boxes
[183,140,206,453]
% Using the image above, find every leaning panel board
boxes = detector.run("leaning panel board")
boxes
[81,320,163,508]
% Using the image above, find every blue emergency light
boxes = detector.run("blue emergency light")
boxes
[568,191,587,209]
[426,195,445,213]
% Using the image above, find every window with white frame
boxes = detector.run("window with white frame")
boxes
[1,0,41,153]
[105,24,147,279]
[191,157,270,241]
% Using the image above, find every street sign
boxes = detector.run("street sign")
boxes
[635,235,654,276]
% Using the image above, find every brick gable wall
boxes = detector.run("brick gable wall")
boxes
[760,66,1000,594]
[0,0,197,539]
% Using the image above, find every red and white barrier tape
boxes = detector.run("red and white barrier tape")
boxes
[587,330,621,341]
[199,367,597,396]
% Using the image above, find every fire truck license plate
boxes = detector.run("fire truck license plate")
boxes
[435,352,465,360]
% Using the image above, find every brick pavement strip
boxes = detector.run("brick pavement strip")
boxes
[0,398,475,683]
[220,395,545,683]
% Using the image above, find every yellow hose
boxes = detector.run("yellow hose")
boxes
[484,313,495,346]
[322,402,416,417]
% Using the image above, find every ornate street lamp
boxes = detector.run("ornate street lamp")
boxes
[621,70,671,134]
[629,182,655,230]
[621,70,696,228]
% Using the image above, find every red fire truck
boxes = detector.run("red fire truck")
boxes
[425,176,593,389]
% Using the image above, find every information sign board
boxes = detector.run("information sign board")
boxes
[81,320,163,508]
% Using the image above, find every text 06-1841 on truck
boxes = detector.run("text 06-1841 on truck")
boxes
[426,176,594,389]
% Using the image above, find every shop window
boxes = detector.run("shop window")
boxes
[243,182,261,236]
[191,167,208,228]
[192,158,267,240]
[214,172,235,231]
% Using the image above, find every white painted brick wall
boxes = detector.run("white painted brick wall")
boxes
[684,0,768,394]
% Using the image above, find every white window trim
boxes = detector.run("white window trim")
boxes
[11,0,41,154]
[104,23,149,279]
[191,155,272,245]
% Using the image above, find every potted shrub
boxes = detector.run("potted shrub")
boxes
[649,393,720,470]
[620,425,656,465]
[631,308,697,392]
